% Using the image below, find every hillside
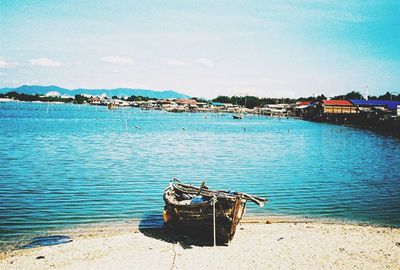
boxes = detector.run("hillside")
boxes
[0,85,190,99]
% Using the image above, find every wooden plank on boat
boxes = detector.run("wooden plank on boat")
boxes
[164,179,268,244]
[230,197,242,237]
[173,182,267,206]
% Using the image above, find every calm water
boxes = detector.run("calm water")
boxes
[1,102,400,246]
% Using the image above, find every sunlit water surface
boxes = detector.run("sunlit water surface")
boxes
[1,102,399,247]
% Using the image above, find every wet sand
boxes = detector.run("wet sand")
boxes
[1,219,399,270]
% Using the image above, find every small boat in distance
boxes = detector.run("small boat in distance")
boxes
[107,102,117,110]
[163,178,267,244]
[232,96,246,119]
[232,113,243,119]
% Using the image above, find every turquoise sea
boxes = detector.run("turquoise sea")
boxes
[1,102,399,247]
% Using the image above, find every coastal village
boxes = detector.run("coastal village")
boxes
[1,90,400,135]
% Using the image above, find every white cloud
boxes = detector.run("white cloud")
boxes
[4,80,20,84]
[195,58,214,67]
[101,56,133,65]
[0,59,19,68]
[0,59,8,68]
[30,58,62,67]
[167,60,188,67]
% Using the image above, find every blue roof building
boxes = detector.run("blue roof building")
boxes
[349,99,400,110]
[211,102,225,106]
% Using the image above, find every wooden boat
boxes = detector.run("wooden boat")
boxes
[163,178,267,244]
[107,102,117,110]
[232,113,243,119]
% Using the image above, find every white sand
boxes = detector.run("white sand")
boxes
[1,220,399,270]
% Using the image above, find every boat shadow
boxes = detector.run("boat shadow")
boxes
[138,214,220,249]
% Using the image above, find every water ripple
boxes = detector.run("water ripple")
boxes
[1,102,400,246]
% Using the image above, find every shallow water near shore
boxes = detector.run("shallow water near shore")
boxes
[1,102,400,248]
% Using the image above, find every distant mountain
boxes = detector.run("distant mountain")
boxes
[0,87,14,93]
[0,85,191,99]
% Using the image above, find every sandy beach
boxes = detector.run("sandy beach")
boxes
[1,219,399,270]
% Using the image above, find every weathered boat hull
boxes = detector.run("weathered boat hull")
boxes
[163,195,246,243]
[232,114,243,119]
[162,181,261,244]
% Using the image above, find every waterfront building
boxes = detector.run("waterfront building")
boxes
[260,104,290,117]
[322,100,357,114]
[295,101,312,109]
[0,98,13,102]
[210,102,234,112]
[196,102,211,112]
[175,99,197,106]
[88,97,102,105]
[349,99,400,115]
[293,101,313,117]
[45,91,61,97]
[60,94,73,99]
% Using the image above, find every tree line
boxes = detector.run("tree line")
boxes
[212,91,400,109]
[0,92,153,104]
[1,90,399,108]
[0,91,74,103]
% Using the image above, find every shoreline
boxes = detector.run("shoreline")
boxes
[1,214,399,252]
[1,218,399,269]
[2,100,399,137]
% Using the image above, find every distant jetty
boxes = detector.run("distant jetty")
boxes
[1,90,399,136]
[297,99,400,136]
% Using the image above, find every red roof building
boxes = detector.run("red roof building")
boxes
[322,100,356,114]
[175,99,197,105]
[297,101,312,106]
[322,100,353,106]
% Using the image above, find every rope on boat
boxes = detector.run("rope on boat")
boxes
[211,195,218,270]
[171,180,267,207]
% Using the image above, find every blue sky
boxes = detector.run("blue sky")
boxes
[0,0,399,98]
